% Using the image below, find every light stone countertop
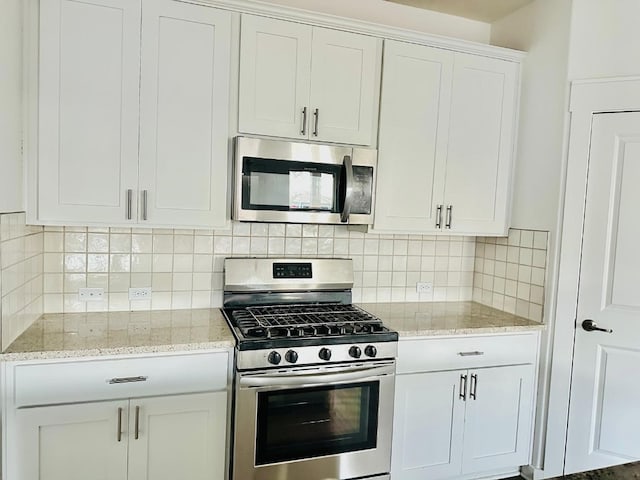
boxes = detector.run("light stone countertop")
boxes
[357,301,545,337]
[1,308,236,362]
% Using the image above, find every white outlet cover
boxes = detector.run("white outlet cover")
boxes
[129,287,152,300]
[416,282,433,294]
[79,288,105,301]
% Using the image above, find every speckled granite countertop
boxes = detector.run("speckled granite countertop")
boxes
[2,308,235,361]
[357,301,544,337]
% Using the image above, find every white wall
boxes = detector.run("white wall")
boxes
[257,0,491,43]
[0,0,24,213]
[491,0,571,232]
[568,0,640,80]
[490,0,572,477]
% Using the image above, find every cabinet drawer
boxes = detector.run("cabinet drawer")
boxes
[397,333,538,374]
[13,351,229,407]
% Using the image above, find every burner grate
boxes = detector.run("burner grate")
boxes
[230,303,388,340]
[245,304,380,328]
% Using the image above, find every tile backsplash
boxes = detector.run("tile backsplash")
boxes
[0,212,549,350]
[0,213,44,350]
[472,229,548,322]
[41,222,477,314]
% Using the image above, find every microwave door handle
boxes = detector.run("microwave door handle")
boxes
[340,155,354,223]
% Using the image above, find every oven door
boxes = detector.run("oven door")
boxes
[233,361,395,480]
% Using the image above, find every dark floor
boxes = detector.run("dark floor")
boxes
[509,461,640,479]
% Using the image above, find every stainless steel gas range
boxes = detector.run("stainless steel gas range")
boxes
[222,258,398,480]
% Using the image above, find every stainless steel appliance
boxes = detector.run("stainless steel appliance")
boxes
[222,258,397,480]
[233,136,377,225]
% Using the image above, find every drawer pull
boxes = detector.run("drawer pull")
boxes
[108,376,148,385]
[458,351,485,357]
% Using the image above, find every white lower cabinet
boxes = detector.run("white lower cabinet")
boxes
[392,334,538,480]
[5,352,230,480]
[16,392,226,480]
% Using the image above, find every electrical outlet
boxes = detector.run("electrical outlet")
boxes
[79,288,104,301]
[129,287,152,300]
[416,282,433,294]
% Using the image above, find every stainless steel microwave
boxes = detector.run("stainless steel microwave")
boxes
[233,136,377,225]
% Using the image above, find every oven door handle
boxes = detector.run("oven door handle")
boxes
[239,365,394,388]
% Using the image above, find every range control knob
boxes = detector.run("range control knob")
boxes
[267,351,282,365]
[349,346,362,358]
[285,350,299,363]
[364,345,377,358]
[318,348,332,361]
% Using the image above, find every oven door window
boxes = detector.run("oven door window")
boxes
[241,157,343,213]
[255,381,379,465]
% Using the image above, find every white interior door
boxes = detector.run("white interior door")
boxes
[565,112,640,474]
[138,0,232,228]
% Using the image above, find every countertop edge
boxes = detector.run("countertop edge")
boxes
[397,323,546,339]
[0,340,236,363]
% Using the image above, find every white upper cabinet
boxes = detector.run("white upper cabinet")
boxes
[138,0,232,227]
[443,53,518,234]
[38,0,141,224]
[36,0,233,228]
[238,14,381,146]
[374,40,520,236]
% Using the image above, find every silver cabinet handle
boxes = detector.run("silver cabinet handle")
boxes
[126,189,133,220]
[445,205,452,229]
[301,106,308,136]
[435,205,443,229]
[459,374,467,401]
[142,190,148,221]
[340,155,354,223]
[134,406,140,440]
[108,375,148,384]
[117,407,123,442]
[313,108,319,136]
[470,373,478,400]
[458,351,484,357]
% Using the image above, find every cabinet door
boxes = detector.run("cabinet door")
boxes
[461,364,534,474]
[443,53,518,235]
[138,0,232,228]
[392,370,465,480]
[14,400,129,480]
[38,0,141,224]
[309,28,380,145]
[374,40,452,233]
[238,15,311,139]
[128,392,228,480]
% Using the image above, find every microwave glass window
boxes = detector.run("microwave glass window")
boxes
[242,157,341,213]
[255,381,379,465]
[289,171,334,210]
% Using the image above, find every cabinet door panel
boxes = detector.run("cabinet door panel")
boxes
[392,370,465,480]
[38,0,140,224]
[374,41,451,233]
[310,28,380,145]
[128,392,228,480]
[14,400,129,480]
[238,15,311,139]
[462,364,534,474]
[444,54,518,235]
[138,0,232,227]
